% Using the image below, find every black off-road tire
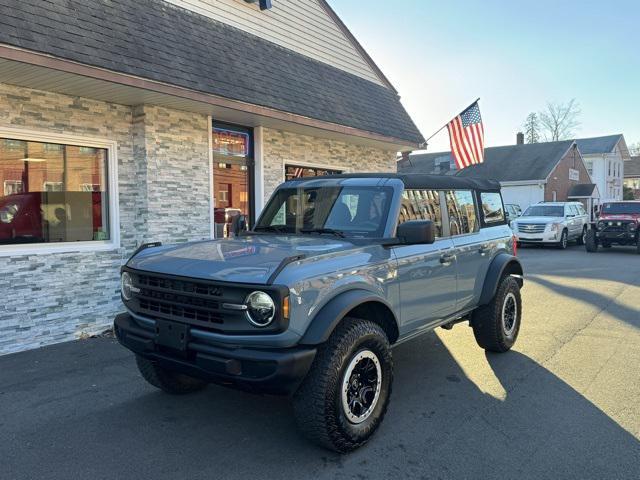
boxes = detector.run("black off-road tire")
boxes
[585,229,598,253]
[136,355,207,394]
[557,229,568,249]
[293,318,393,453]
[576,226,587,245]
[471,276,522,353]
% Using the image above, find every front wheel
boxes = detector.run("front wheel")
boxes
[471,276,522,353]
[293,318,393,452]
[585,229,598,252]
[557,229,568,249]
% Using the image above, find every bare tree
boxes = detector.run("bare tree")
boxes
[538,99,581,141]
[629,142,640,156]
[523,112,540,143]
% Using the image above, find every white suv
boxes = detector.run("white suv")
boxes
[511,202,589,249]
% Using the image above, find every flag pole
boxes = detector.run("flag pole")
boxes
[423,97,480,148]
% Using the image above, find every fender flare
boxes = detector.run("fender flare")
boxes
[478,253,524,305]
[299,289,398,345]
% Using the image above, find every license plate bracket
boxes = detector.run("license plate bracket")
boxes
[155,320,189,351]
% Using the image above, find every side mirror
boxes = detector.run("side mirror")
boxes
[231,214,248,236]
[397,220,436,245]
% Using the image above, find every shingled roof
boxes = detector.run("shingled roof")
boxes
[0,0,423,145]
[576,135,623,155]
[399,141,575,182]
[625,156,640,177]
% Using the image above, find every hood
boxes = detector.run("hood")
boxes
[127,234,359,284]
[516,216,563,224]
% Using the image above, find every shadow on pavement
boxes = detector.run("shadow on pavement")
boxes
[1,335,639,480]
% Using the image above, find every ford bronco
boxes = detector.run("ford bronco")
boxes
[114,174,524,452]
[586,201,640,253]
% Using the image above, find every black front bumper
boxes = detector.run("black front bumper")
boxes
[596,230,637,243]
[114,313,316,396]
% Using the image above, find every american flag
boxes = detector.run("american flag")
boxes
[447,101,484,169]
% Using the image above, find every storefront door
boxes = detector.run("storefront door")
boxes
[212,123,254,237]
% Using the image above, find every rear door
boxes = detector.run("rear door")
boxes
[445,190,485,310]
[394,189,457,332]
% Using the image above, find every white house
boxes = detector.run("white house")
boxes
[576,135,630,203]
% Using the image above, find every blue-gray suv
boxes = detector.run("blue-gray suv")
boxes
[114,173,524,452]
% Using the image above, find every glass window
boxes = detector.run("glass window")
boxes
[285,164,342,181]
[480,192,505,224]
[0,137,109,244]
[399,189,442,237]
[445,190,478,235]
[255,186,392,238]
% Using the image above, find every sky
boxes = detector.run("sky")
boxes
[329,0,640,153]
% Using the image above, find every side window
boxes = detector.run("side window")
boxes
[577,204,587,216]
[445,190,478,235]
[399,189,442,237]
[567,205,578,217]
[480,192,505,224]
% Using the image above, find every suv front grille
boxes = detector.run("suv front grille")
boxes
[599,221,631,232]
[126,271,241,330]
[518,223,546,234]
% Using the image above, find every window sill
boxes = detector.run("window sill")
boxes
[0,241,120,257]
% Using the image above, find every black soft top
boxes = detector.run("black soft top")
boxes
[298,173,501,192]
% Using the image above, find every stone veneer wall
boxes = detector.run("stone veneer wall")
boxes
[261,128,398,202]
[0,84,211,355]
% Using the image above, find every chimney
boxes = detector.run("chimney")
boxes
[516,132,524,145]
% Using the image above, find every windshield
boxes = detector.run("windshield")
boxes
[255,186,393,238]
[523,205,564,217]
[601,202,640,215]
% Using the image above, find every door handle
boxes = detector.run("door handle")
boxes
[440,253,456,265]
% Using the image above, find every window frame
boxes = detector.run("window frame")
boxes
[0,127,120,257]
[444,189,481,237]
[478,191,507,226]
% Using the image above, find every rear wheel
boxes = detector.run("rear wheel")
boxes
[472,276,522,353]
[585,229,598,253]
[293,318,393,452]
[576,226,587,245]
[136,355,207,394]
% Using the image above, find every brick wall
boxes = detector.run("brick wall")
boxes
[545,146,591,202]
[262,128,397,202]
[0,84,211,355]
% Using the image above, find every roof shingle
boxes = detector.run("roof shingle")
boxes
[0,0,423,144]
[575,135,622,155]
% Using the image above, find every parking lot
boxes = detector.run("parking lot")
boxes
[1,244,639,480]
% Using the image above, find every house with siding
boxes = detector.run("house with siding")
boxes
[398,137,594,212]
[575,135,630,203]
[624,156,640,199]
[0,0,423,354]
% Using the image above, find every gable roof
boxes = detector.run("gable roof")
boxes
[399,141,575,182]
[0,0,423,145]
[575,135,623,155]
[625,156,640,177]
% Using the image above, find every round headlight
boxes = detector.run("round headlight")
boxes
[597,221,605,230]
[121,272,133,301]
[245,291,275,327]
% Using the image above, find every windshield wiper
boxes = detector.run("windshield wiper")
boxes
[253,225,287,234]
[300,228,346,238]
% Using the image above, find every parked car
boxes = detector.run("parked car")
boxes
[505,203,522,223]
[511,201,589,249]
[114,174,524,452]
[585,201,640,253]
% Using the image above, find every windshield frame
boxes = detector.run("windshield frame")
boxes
[522,205,565,217]
[601,202,640,215]
[254,184,395,239]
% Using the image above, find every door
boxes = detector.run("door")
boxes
[394,189,457,332]
[212,123,254,237]
[445,190,484,310]
[566,204,581,239]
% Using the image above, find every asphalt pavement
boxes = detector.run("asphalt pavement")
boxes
[1,244,639,479]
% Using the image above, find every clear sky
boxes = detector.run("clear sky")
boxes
[329,0,640,152]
